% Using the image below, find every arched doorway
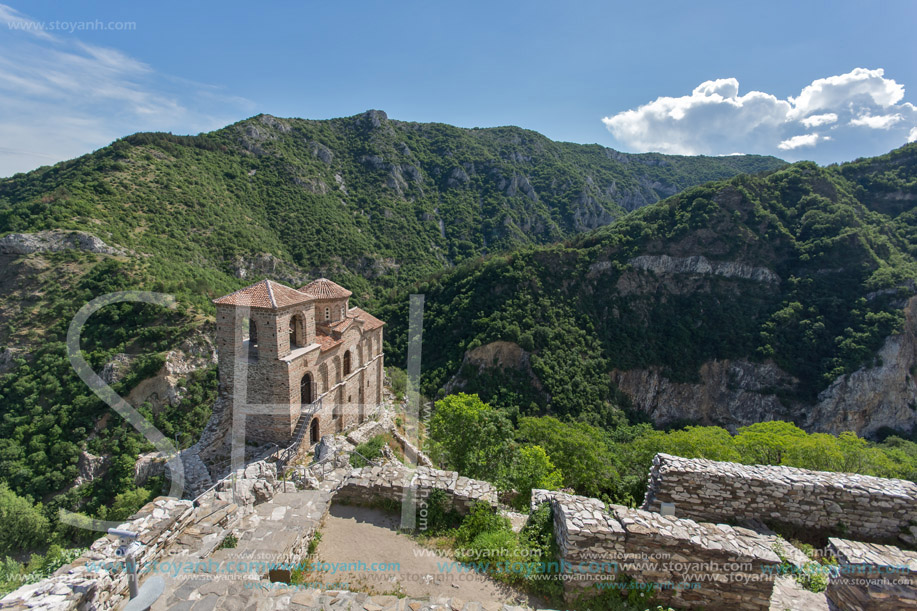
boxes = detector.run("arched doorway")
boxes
[300,373,313,405]
[309,418,320,445]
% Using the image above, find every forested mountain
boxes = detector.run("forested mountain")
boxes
[0,110,783,300]
[382,143,917,437]
[0,111,783,547]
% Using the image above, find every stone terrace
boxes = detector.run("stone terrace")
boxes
[533,490,783,611]
[826,538,917,609]
[643,453,917,542]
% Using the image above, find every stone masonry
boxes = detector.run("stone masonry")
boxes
[335,464,498,514]
[213,278,384,448]
[533,490,783,610]
[643,453,917,542]
[826,537,917,609]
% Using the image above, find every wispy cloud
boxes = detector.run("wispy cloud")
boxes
[0,3,255,177]
[602,68,917,162]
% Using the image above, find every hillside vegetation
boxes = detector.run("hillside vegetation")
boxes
[0,110,783,300]
[382,145,917,429]
[0,112,782,557]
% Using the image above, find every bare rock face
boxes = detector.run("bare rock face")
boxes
[612,297,917,438]
[611,360,797,431]
[444,340,546,397]
[134,451,167,486]
[0,347,15,375]
[805,296,917,437]
[628,254,780,283]
[0,230,124,256]
[127,335,217,412]
[74,451,109,487]
[101,353,134,385]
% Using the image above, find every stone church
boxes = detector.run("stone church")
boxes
[213,278,384,449]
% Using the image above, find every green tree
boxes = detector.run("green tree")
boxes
[735,421,808,464]
[428,393,514,482]
[517,416,620,500]
[0,484,50,554]
[507,445,563,509]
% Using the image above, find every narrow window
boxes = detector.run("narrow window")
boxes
[343,350,351,376]
[324,306,330,321]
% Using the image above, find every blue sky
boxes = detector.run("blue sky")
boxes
[1,0,916,176]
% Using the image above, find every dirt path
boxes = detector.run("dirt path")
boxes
[308,503,545,607]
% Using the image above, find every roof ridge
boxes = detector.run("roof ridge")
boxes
[265,279,278,308]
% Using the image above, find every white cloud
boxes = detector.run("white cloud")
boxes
[801,113,837,128]
[602,67,917,163]
[910,127,917,143]
[778,133,820,150]
[849,113,903,129]
[0,3,255,177]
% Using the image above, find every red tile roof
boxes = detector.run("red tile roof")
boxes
[213,279,309,310]
[299,278,352,300]
[351,307,385,330]
[315,332,342,351]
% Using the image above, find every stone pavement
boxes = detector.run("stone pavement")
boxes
[768,576,831,611]
[148,490,331,611]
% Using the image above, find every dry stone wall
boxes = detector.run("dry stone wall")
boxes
[643,453,917,542]
[826,538,917,609]
[335,464,498,514]
[533,490,783,611]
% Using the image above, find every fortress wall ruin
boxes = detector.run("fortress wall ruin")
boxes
[532,490,782,610]
[642,453,917,542]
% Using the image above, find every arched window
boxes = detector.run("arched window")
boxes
[343,350,351,376]
[324,306,330,321]
[340,304,345,319]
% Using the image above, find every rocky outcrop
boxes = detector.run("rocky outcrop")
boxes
[612,297,917,437]
[127,335,216,412]
[628,254,780,283]
[0,230,124,256]
[610,359,797,431]
[100,353,133,385]
[804,296,917,437]
[134,451,167,487]
[0,347,14,375]
[231,252,308,286]
[444,341,545,397]
[74,451,109,488]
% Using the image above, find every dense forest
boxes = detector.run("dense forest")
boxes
[382,146,917,430]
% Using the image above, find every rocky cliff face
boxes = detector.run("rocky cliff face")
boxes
[804,296,917,436]
[0,230,124,256]
[611,297,917,438]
